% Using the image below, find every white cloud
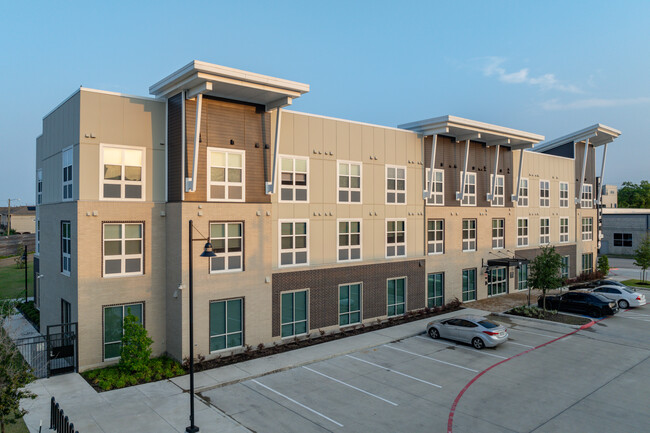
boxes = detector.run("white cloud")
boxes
[483,57,582,93]
[541,97,650,111]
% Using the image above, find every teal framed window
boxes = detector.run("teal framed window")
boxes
[488,267,508,296]
[209,298,243,352]
[561,256,570,279]
[281,290,308,337]
[462,269,476,302]
[103,303,143,360]
[387,277,406,316]
[339,283,361,326]
[517,264,528,291]
[582,253,593,274]
[427,273,444,307]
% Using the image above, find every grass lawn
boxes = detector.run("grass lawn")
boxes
[621,279,650,288]
[4,416,29,433]
[0,258,33,301]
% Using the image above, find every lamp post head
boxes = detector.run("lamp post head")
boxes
[200,242,217,258]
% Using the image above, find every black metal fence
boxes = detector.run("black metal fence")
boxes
[50,397,79,433]
[11,323,78,378]
[13,334,48,378]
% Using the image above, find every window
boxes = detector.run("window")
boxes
[460,172,476,206]
[339,283,361,326]
[338,161,361,203]
[581,184,593,208]
[101,145,145,200]
[540,218,550,245]
[279,221,308,267]
[492,219,504,249]
[490,175,505,206]
[488,267,507,296]
[427,273,444,307]
[61,221,71,275]
[387,277,406,317]
[208,149,245,201]
[462,219,476,252]
[338,220,361,262]
[560,217,569,243]
[517,264,528,291]
[210,223,243,273]
[103,223,143,276]
[561,256,570,279]
[386,165,406,204]
[281,290,308,337]
[36,220,40,255]
[582,253,593,274]
[539,180,550,207]
[462,269,477,302]
[62,147,73,201]
[280,156,308,202]
[209,299,243,352]
[559,182,569,208]
[426,168,444,205]
[37,169,42,205]
[518,178,529,207]
[517,218,529,247]
[427,219,444,255]
[581,217,593,241]
[386,219,406,258]
[103,303,143,360]
[614,233,633,247]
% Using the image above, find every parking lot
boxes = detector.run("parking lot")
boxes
[201,295,650,433]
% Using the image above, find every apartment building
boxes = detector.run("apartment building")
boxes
[34,61,620,371]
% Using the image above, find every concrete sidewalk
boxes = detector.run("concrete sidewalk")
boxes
[21,307,487,433]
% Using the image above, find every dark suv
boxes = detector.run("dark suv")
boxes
[538,291,619,317]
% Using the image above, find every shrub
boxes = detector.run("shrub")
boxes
[119,314,153,374]
[82,356,184,391]
[508,305,557,319]
[597,255,610,276]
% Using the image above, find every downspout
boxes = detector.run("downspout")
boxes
[186,93,203,193]
[266,107,282,194]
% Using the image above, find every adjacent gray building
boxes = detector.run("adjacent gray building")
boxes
[601,208,650,255]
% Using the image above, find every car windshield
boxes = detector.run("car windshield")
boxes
[478,320,499,329]
[593,294,611,302]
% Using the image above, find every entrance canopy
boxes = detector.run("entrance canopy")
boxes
[487,257,528,268]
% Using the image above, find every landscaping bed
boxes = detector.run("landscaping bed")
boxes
[621,279,650,289]
[82,356,185,392]
[16,301,39,329]
[504,305,591,326]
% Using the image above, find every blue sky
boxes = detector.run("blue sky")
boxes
[1,0,648,205]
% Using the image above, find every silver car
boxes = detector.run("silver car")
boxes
[426,315,508,349]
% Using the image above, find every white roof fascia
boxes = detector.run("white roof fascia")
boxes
[534,124,621,153]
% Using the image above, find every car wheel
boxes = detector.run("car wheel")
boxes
[619,299,629,309]
[472,337,485,350]
[588,308,602,318]
[428,327,440,339]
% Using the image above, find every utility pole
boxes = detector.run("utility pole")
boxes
[24,245,28,302]
[7,198,11,236]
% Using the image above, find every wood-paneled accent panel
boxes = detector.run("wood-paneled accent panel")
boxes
[167,93,183,202]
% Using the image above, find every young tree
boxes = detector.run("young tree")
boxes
[528,245,564,311]
[0,301,36,433]
[119,314,153,374]
[597,255,610,276]
[633,235,650,283]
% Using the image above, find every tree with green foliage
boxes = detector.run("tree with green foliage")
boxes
[119,314,153,374]
[529,245,564,311]
[597,255,610,276]
[633,235,650,283]
[0,301,36,433]
[618,180,650,208]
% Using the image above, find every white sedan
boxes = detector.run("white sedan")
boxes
[590,285,647,309]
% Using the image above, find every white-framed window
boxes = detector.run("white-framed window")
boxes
[488,267,508,296]
[280,156,308,202]
[490,175,505,206]
[518,178,529,207]
[281,290,308,337]
[387,277,406,317]
[425,168,444,205]
[62,147,73,201]
[560,217,569,243]
[581,184,593,208]
[103,223,143,277]
[540,218,550,245]
[539,180,550,207]
[61,221,71,275]
[460,172,477,206]
[492,219,504,249]
[561,256,570,279]
[279,220,308,267]
[517,218,529,247]
[103,303,143,360]
[207,148,245,202]
[209,298,243,352]
[36,220,40,255]
[462,219,476,252]
[427,219,444,255]
[386,219,406,258]
[339,283,361,326]
[101,145,145,200]
[559,182,569,208]
[427,273,444,308]
[582,217,593,241]
[386,165,406,204]
[338,161,362,203]
[338,219,361,262]
[517,264,528,291]
[36,169,42,205]
[210,222,243,273]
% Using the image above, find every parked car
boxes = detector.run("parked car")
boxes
[539,291,619,317]
[589,286,646,309]
[426,315,508,349]
[569,279,628,290]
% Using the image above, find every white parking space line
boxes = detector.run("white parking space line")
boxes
[345,355,442,388]
[250,379,344,427]
[383,344,478,373]
[616,315,650,322]
[302,366,398,406]
[507,328,555,339]
[506,341,535,348]
[414,335,507,359]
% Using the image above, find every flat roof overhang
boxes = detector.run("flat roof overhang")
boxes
[534,123,621,153]
[149,60,310,110]
[487,258,528,268]
[398,115,544,149]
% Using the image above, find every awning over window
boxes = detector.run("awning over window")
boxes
[486,257,528,268]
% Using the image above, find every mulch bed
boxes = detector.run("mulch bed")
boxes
[501,311,591,326]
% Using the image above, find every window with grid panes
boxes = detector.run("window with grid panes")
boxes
[210,223,243,272]
[102,146,144,200]
[281,290,307,337]
[462,269,476,301]
[208,149,244,201]
[279,221,308,266]
[61,221,71,275]
[37,169,42,204]
[581,184,593,208]
[387,278,406,316]
[426,168,444,205]
[386,220,406,257]
[462,219,476,252]
[561,256,570,279]
[338,220,361,262]
[490,175,505,206]
[582,253,593,274]
[540,218,550,244]
[427,273,444,307]
[280,156,308,202]
[582,217,593,241]
[339,283,361,326]
[539,180,550,207]
[560,182,569,208]
[103,223,143,276]
[517,218,529,247]
[386,165,406,204]
[104,303,142,360]
[427,219,444,254]
[492,219,504,249]
[338,162,361,203]
[209,299,243,351]
[488,267,507,296]
[518,178,529,207]
[62,148,73,201]
[559,218,569,243]
[614,233,632,247]
[517,264,528,291]
[460,172,476,206]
